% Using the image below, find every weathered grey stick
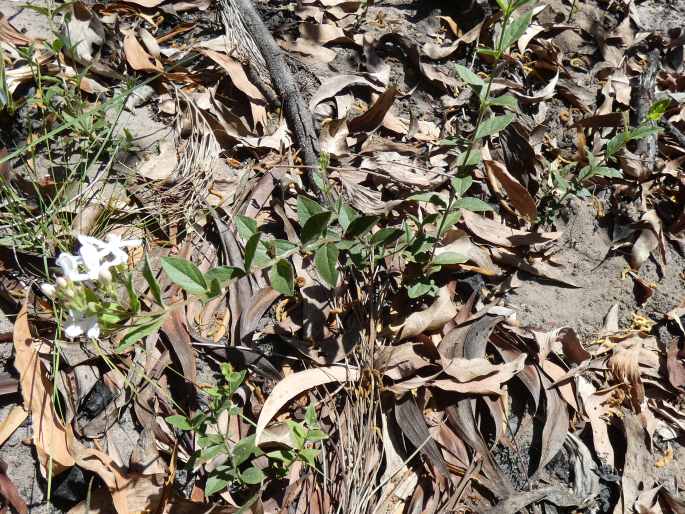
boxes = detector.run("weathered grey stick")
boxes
[633,50,659,171]
[219,0,322,196]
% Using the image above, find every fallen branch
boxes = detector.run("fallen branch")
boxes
[219,0,322,197]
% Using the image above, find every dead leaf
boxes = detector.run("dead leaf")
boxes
[484,159,538,222]
[13,297,75,475]
[65,2,105,63]
[197,49,266,102]
[462,210,562,248]
[0,405,28,447]
[137,138,179,181]
[348,87,398,133]
[630,210,666,271]
[123,30,162,72]
[396,286,457,340]
[255,366,361,445]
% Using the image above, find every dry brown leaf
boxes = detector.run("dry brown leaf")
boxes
[123,30,162,72]
[0,14,32,45]
[137,138,178,181]
[438,229,499,276]
[13,298,75,475]
[0,405,28,447]
[279,37,336,62]
[395,286,457,340]
[434,354,526,395]
[462,210,562,248]
[255,366,361,445]
[484,160,537,222]
[630,210,666,271]
[320,117,350,156]
[197,49,265,102]
[65,2,105,63]
[348,87,398,133]
[608,336,645,411]
[309,74,385,110]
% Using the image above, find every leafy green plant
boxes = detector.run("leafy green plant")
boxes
[166,365,327,497]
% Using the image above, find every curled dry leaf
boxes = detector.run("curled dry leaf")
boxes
[123,30,162,72]
[65,2,105,64]
[484,159,537,223]
[608,336,645,411]
[0,405,28,447]
[462,210,562,248]
[137,138,179,181]
[630,210,666,271]
[348,87,398,133]
[255,366,361,445]
[435,353,526,395]
[395,286,457,340]
[438,229,498,276]
[13,298,75,475]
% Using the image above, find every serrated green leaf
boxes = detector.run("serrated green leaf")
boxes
[117,315,166,352]
[143,255,163,306]
[297,195,324,227]
[314,243,339,288]
[451,176,474,197]
[627,125,661,141]
[475,113,515,139]
[241,467,265,485]
[455,64,485,87]
[243,232,261,272]
[205,476,229,496]
[161,256,208,295]
[301,211,332,244]
[166,415,192,430]
[455,197,494,212]
[345,215,379,238]
[269,259,294,296]
[433,252,468,265]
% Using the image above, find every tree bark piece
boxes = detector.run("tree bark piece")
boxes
[219,0,322,195]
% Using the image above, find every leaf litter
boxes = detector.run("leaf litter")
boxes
[0,0,684,512]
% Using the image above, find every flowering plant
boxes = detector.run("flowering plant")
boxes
[42,234,142,340]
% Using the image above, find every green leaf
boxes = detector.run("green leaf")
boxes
[451,176,474,197]
[161,256,208,295]
[500,9,535,52]
[512,0,536,10]
[455,64,484,88]
[478,47,500,58]
[143,255,163,306]
[297,196,324,227]
[593,166,623,179]
[206,278,222,299]
[407,192,446,206]
[233,435,257,466]
[496,0,509,11]
[205,476,229,496]
[298,448,320,467]
[240,467,266,485]
[437,210,463,238]
[235,215,257,240]
[269,259,295,296]
[407,280,435,299]
[338,204,359,231]
[488,93,519,111]
[455,197,494,212]
[166,415,192,430]
[126,274,140,315]
[305,428,327,442]
[433,252,468,265]
[605,132,627,160]
[475,113,514,139]
[301,211,332,244]
[647,98,670,121]
[243,232,261,272]
[371,227,403,246]
[289,422,306,449]
[627,125,661,141]
[268,239,298,257]
[117,315,166,352]
[345,215,380,238]
[314,243,339,288]
[454,150,482,167]
[304,405,318,428]
[205,266,244,285]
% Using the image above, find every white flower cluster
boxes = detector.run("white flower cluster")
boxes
[41,234,141,340]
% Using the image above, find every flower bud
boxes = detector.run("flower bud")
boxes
[98,267,112,283]
[56,277,68,288]
[40,283,56,298]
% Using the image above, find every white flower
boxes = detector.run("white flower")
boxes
[64,311,100,339]
[56,252,90,282]
[40,283,56,298]
[76,233,141,278]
